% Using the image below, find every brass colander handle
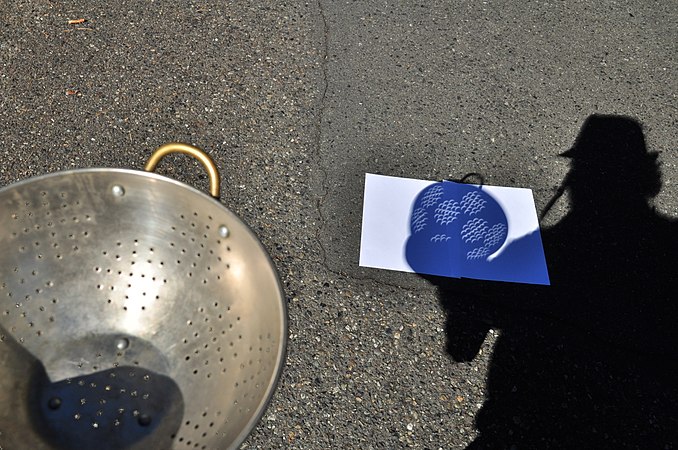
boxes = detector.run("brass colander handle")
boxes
[145,143,221,198]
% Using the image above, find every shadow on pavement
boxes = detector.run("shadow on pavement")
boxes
[423,115,678,449]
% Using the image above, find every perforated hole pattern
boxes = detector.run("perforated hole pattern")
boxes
[0,170,285,449]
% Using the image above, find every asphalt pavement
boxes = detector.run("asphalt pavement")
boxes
[1,0,676,448]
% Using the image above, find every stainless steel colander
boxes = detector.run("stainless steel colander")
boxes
[0,143,287,449]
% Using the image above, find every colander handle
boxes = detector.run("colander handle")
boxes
[145,143,221,198]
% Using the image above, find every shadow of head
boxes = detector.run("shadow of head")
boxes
[561,114,661,200]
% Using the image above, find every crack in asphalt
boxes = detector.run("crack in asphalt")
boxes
[309,1,431,293]
[313,0,332,272]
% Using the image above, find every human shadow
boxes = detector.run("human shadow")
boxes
[419,115,678,449]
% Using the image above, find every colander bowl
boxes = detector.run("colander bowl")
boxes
[0,143,287,449]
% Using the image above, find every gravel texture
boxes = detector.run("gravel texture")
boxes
[1,0,676,449]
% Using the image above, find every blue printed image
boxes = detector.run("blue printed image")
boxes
[405,181,549,285]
